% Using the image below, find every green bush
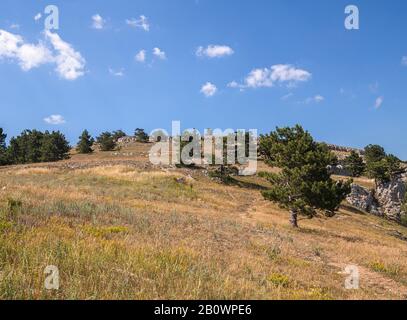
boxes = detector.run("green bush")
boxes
[96,132,117,151]
[6,130,70,164]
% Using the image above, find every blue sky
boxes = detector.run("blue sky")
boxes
[0,0,406,158]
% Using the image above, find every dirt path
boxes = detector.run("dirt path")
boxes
[328,261,407,299]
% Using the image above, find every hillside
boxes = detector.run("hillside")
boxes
[1,142,407,300]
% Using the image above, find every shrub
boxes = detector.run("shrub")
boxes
[3,198,23,220]
[112,130,127,142]
[96,132,117,151]
[267,273,291,287]
[134,128,149,143]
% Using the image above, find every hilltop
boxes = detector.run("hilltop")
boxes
[0,142,407,300]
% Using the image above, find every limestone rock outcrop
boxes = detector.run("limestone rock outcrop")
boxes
[346,172,407,224]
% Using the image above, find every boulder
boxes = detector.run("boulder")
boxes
[346,184,381,216]
[375,173,407,222]
[346,172,407,224]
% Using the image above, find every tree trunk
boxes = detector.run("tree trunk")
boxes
[289,209,298,228]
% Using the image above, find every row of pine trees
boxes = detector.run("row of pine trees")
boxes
[0,128,149,166]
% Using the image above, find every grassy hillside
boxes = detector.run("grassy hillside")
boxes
[0,143,406,300]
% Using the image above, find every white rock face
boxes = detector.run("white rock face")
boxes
[347,172,407,224]
[346,184,381,216]
[375,173,407,222]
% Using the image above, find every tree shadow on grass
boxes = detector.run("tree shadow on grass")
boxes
[340,203,367,216]
[221,176,269,191]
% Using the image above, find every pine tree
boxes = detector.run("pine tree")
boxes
[112,130,127,142]
[364,144,402,185]
[134,128,149,143]
[364,144,386,164]
[96,132,116,151]
[6,130,70,164]
[259,125,352,228]
[77,130,94,154]
[40,131,71,162]
[0,128,7,165]
[344,151,365,177]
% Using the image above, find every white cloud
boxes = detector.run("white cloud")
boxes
[200,82,217,97]
[109,68,124,77]
[92,14,106,30]
[230,64,311,89]
[9,24,20,30]
[0,29,86,80]
[402,56,407,66]
[0,29,52,71]
[281,92,293,101]
[152,47,166,60]
[374,96,384,109]
[126,15,150,31]
[45,30,86,80]
[227,81,239,88]
[196,45,234,58]
[306,94,324,104]
[135,49,146,63]
[34,13,42,21]
[44,114,66,125]
[18,42,53,71]
[315,95,324,103]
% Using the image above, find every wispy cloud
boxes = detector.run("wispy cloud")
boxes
[303,94,324,104]
[0,29,86,80]
[281,92,293,101]
[402,56,407,66]
[196,45,234,58]
[45,30,86,80]
[374,96,384,109]
[200,82,217,97]
[229,64,311,90]
[109,68,124,77]
[44,114,66,125]
[0,29,52,71]
[126,15,150,31]
[91,14,106,30]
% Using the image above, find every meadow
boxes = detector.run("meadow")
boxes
[0,143,406,300]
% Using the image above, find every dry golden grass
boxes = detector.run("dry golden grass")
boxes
[0,144,406,300]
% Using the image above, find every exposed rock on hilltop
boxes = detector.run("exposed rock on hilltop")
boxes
[376,172,407,222]
[347,172,407,224]
[346,184,380,215]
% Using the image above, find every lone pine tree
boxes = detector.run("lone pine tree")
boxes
[77,130,94,154]
[259,125,352,228]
